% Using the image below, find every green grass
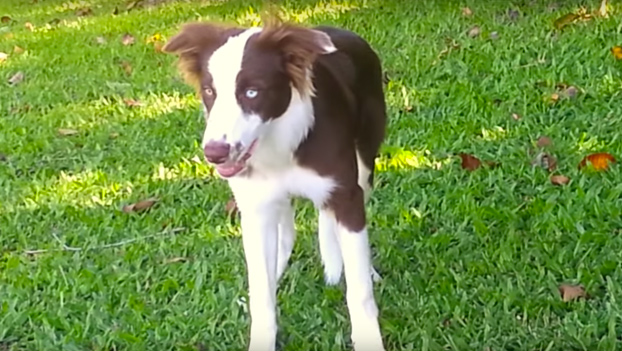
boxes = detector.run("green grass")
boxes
[1,0,622,350]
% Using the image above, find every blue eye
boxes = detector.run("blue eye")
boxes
[245,88,258,99]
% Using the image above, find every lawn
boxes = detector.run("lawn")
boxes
[1,0,622,350]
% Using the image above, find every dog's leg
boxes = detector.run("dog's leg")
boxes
[338,223,385,351]
[276,201,296,282]
[239,202,281,351]
[356,152,382,284]
[331,185,384,351]
[318,209,343,285]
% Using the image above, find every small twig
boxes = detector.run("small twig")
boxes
[23,227,185,255]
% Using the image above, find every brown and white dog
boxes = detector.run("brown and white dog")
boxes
[163,19,387,351]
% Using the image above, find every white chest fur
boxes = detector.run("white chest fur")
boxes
[228,165,336,210]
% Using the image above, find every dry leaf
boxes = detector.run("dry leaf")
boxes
[565,86,578,98]
[24,22,34,31]
[536,136,552,148]
[57,128,79,136]
[123,98,143,107]
[611,46,622,60]
[462,7,472,16]
[122,197,158,213]
[8,71,24,85]
[120,60,132,75]
[1,16,11,23]
[578,152,616,171]
[95,36,107,44]
[511,113,521,120]
[507,9,520,21]
[467,25,481,38]
[458,153,482,171]
[554,13,579,29]
[558,284,587,302]
[13,46,24,54]
[164,257,188,264]
[153,41,164,53]
[549,92,560,103]
[0,52,7,63]
[121,33,135,46]
[598,0,609,18]
[550,174,570,185]
[532,152,557,172]
[76,7,93,16]
[226,198,238,218]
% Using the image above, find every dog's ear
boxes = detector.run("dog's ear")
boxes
[257,22,337,93]
[163,22,238,88]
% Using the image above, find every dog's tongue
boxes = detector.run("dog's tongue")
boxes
[215,162,245,178]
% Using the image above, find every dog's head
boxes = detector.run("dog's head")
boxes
[163,20,336,178]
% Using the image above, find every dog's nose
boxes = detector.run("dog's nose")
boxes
[203,140,230,164]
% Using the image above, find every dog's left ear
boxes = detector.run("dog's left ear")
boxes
[258,24,337,92]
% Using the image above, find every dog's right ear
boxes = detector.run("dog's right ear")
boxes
[163,22,238,87]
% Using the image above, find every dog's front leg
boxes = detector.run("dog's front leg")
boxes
[239,202,281,351]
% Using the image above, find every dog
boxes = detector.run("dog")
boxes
[163,18,387,351]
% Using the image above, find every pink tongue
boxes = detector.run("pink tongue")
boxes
[216,162,245,178]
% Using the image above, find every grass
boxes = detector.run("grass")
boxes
[1,0,622,350]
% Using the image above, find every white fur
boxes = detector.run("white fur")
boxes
[202,28,263,149]
[203,26,384,351]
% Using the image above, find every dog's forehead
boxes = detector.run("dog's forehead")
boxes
[207,27,262,90]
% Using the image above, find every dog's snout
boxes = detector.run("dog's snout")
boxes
[203,140,230,164]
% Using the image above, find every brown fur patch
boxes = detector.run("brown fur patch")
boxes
[162,22,242,90]
[254,18,335,96]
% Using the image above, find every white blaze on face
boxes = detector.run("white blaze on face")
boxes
[202,27,263,152]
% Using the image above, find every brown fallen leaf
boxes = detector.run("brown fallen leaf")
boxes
[121,33,135,46]
[8,71,24,85]
[458,153,482,171]
[611,46,622,60]
[153,41,164,53]
[13,46,24,54]
[120,60,132,75]
[57,128,79,136]
[532,152,557,172]
[565,86,578,98]
[76,7,93,16]
[548,92,560,103]
[123,98,143,107]
[225,198,238,218]
[559,283,587,302]
[536,136,552,148]
[507,8,520,21]
[578,152,616,171]
[122,197,158,213]
[462,7,473,16]
[24,22,34,31]
[1,16,11,23]
[554,13,579,29]
[467,25,481,38]
[550,174,570,185]
[0,52,7,63]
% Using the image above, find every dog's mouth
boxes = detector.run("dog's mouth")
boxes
[214,139,258,178]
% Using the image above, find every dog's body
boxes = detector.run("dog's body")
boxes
[163,21,387,351]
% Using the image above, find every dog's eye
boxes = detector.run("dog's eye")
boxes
[245,88,258,99]
[204,88,214,96]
